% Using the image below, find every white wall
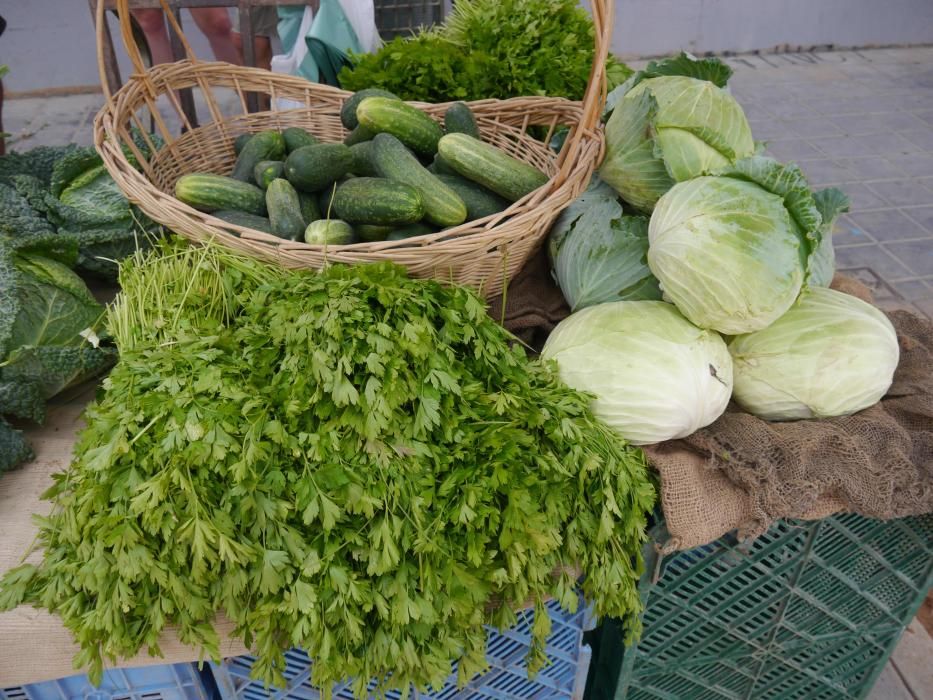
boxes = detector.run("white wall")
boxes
[588,0,933,59]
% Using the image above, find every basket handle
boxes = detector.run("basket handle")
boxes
[554,0,612,184]
[96,0,199,98]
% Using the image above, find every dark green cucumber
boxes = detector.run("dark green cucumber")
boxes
[371,133,466,227]
[213,209,274,234]
[231,131,286,181]
[387,223,437,241]
[356,97,444,157]
[437,133,549,202]
[285,143,353,192]
[444,102,480,138]
[435,174,509,220]
[355,224,394,242]
[340,88,400,130]
[318,184,339,218]
[282,127,319,152]
[348,141,379,176]
[175,173,266,215]
[344,124,375,146]
[427,153,457,176]
[233,133,252,155]
[298,192,321,225]
[304,219,356,245]
[253,160,285,189]
[331,177,424,225]
[266,179,306,240]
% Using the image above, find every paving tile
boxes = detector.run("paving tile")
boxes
[848,209,931,242]
[914,297,933,319]
[866,179,933,207]
[898,128,933,152]
[833,215,875,246]
[835,156,906,181]
[891,279,933,302]
[883,240,933,277]
[780,117,843,139]
[748,119,796,141]
[838,182,890,211]
[763,138,825,162]
[831,112,929,135]
[905,205,933,232]
[914,110,933,126]
[835,244,915,280]
[841,267,901,302]
[762,99,817,120]
[883,153,933,177]
[798,159,856,186]
[809,132,916,159]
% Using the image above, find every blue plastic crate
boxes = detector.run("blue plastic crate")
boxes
[210,596,594,700]
[1,663,208,700]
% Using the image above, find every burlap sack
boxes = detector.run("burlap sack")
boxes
[491,265,933,552]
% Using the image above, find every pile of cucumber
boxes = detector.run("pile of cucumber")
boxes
[174,89,550,245]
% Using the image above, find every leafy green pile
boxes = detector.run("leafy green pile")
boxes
[339,0,631,102]
[0,137,161,280]
[0,225,114,472]
[0,242,655,695]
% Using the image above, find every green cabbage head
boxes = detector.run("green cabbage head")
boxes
[647,157,827,335]
[729,287,898,420]
[600,74,755,211]
[542,300,732,444]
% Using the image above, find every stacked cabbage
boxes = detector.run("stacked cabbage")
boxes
[545,54,899,444]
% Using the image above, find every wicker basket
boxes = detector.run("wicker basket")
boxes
[93,0,611,298]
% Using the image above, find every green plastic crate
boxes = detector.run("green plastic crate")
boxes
[605,512,933,700]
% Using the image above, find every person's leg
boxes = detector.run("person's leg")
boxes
[254,36,273,72]
[131,9,174,65]
[190,8,241,65]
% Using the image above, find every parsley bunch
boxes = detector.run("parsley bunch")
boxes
[0,242,654,695]
[339,0,615,102]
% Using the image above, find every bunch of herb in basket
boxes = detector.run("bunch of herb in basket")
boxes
[0,241,655,695]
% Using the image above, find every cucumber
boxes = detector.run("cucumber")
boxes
[231,131,286,181]
[371,133,467,227]
[304,219,356,245]
[282,127,319,152]
[233,133,252,155]
[427,153,457,176]
[438,133,549,202]
[344,124,375,146]
[340,88,400,130]
[266,179,306,240]
[355,224,394,242]
[212,209,274,234]
[348,141,379,177]
[356,97,444,157]
[253,160,285,189]
[444,102,480,139]
[175,173,266,215]
[435,174,509,220]
[298,192,321,225]
[331,177,424,226]
[387,222,438,241]
[285,143,353,192]
[318,184,338,218]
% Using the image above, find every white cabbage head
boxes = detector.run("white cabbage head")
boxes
[542,300,733,444]
[729,287,899,420]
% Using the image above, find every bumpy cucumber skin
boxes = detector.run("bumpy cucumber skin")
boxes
[437,133,549,202]
[340,88,400,130]
[348,141,379,177]
[232,131,286,181]
[435,173,509,220]
[282,127,319,152]
[298,192,321,226]
[355,224,394,242]
[253,160,285,189]
[213,209,274,234]
[356,97,444,157]
[175,173,267,215]
[444,102,481,138]
[386,222,438,241]
[266,178,306,240]
[233,133,252,155]
[284,144,354,192]
[304,219,356,245]
[371,133,467,227]
[331,177,424,226]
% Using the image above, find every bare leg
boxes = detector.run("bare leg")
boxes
[190,8,241,65]
[131,9,175,65]
[232,33,272,70]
